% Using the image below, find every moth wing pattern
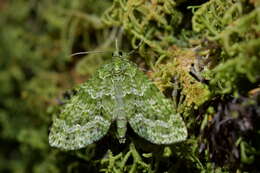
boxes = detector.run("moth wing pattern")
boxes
[128,69,188,144]
[49,53,188,150]
[49,73,113,150]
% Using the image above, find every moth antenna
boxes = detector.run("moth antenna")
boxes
[115,39,119,52]
[113,39,123,57]
[70,50,107,57]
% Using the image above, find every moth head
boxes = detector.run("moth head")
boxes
[112,50,129,73]
[112,50,124,58]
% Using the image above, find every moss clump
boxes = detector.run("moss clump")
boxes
[152,46,210,112]
[1,0,260,172]
[103,0,183,65]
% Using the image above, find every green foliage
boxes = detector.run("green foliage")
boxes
[204,7,260,95]
[192,0,243,39]
[102,0,184,65]
[1,0,260,172]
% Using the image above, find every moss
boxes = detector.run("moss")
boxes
[152,46,210,112]
[102,0,184,65]
[192,0,243,39]
[1,0,260,172]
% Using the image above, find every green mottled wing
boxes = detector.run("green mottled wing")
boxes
[49,74,113,150]
[128,69,188,144]
[49,52,187,150]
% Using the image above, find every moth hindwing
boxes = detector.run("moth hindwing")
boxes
[49,51,187,150]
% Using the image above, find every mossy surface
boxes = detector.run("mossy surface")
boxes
[0,0,260,172]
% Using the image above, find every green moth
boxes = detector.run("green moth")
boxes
[49,51,187,150]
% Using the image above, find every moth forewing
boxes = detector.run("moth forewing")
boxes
[49,52,187,150]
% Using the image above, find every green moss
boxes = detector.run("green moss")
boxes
[209,55,260,95]
[152,47,210,112]
[102,0,183,65]
[192,0,243,39]
[1,0,260,172]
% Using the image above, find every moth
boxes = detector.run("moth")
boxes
[49,51,187,150]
